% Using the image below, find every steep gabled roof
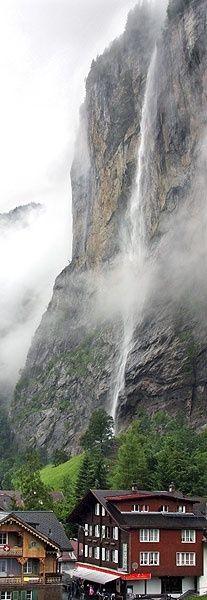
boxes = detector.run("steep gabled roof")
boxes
[0,512,60,550]
[14,511,71,551]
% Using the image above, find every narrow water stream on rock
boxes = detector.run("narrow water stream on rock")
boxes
[111,46,158,422]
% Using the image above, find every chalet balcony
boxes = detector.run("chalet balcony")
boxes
[0,545,23,557]
[0,573,62,586]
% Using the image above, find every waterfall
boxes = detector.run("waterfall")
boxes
[111,46,158,422]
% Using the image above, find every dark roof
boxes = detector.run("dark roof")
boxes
[93,489,197,504]
[116,511,207,530]
[68,490,207,532]
[14,511,71,551]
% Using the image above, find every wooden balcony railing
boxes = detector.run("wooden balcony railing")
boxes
[0,573,62,586]
[0,546,23,556]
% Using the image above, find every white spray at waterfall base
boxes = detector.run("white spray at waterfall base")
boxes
[111,46,158,422]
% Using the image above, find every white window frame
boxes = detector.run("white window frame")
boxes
[102,506,106,516]
[132,504,140,512]
[140,552,159,566]
[88,547,93,558]
[140,529,159,542]
[142,505,149,512]
[176,552,196,566]
[26,593,33,600]
[112,526,119,540]
[0,533,8,546]
[101,525,106,538]
[1,594,12,600]
[102,547,106,561]
[94,524,100,538]
[106,526,110,539]
[181,530,196,543]
[88,525,93,536]
[94,547,100,560]
[95,503,100,516]
[85,524,89,536]
[178,505,186,513]
[105,548,110,562]
[84,544,88,558]
[161,505,169,512]
[112,549,119,564]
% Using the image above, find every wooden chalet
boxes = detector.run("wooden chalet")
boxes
[0,510,71,591]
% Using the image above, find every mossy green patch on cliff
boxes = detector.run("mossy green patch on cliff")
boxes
[40,453,84,489]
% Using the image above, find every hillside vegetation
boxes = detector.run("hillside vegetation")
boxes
[40,454,83,489]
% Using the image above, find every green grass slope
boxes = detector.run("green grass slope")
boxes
[40,454,83,490]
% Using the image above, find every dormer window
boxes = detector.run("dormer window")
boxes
[161,505,169,512]
[132,504,140,512]
[178,505,186,513]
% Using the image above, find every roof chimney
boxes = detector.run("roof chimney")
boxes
[131,483,138,492]
[169,482,175,493]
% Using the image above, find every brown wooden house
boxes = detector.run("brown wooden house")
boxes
[0,511,70,588]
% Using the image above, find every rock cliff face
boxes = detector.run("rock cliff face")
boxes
[11,0,207,454]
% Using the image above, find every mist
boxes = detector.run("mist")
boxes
[0,0,138,400]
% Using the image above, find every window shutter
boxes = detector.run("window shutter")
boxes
[114,550,119,563]
[85,544,88,558]
[102,525,106,538]
[102,547,106,560]
[13,593,20,600]
[85,524,89,536]
[21,593,27,600]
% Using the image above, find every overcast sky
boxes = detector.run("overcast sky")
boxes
[0,0,138,394]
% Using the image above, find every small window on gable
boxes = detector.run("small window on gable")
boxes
[102,506,106,516]
[0,533,7,546]
[95,503,100,516]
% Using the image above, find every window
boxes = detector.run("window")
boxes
[95,503,100,515]
[181,530,195,543]
[132,504,140,512]
[0,533,7,546]
[88,547,93,558]
[102,547,106,561]
[178,505,186,513]
[140,529,159,542]
[105,549,110,562]
[23,559,39,575]
[1,594,12,600]
[101,526,106,538]
[161,505,169,512]
[112,526,119,540]
[106,526,110,539]
[85,524,89,536]
[26,593,33,600]
[94,525,100,537]
[102,506,106,516]
[176,552,196,566]
[142,505,149,512]
[112,549,119,564]
[94,547,100,560]
[84,545,88,558]
[140,552,159,566]
[89,525,93,536]
[0,560,7,573]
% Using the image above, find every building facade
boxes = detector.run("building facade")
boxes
[0,511,70,593]
[69,488,207,596]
